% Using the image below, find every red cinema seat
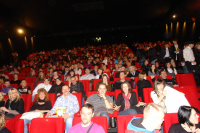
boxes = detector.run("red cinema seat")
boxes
[117,114,143,133]
[3,71,9,75]
[59,75,64,81]
[113,71,120,78]
[26,83,34,93]
[18,73,26,80]
[25,76,37,83]
[10,84,18,89]
[175,74,196,87]
[72,117,108,133]
[163,113,178,133]
[34,93,56,107]
[93,79,101,90]
[104,72,111,79]
[30,118,65,133]
[63,81,69,85]
[72,93,82,112]
[6,119,24,133]
[80,80,90,92]
[8,74,14,81]
[143,88,153,104]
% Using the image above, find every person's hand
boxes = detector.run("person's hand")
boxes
[113,105,121,111]
[63,113,69,121]
[72,91,77,93]
[46,112,51,117]
[0,92,6,95]
[0,107,9,112]
[195,128,200,133]
[163,90,167,96]
[99,94,106,99]
[173,84,179,87]
[57,93,61,96]
[136,101,146,107]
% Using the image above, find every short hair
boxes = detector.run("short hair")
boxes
[21,79,26,83]
[143,103,164,120]
[56,77,62,81]
[159,68,166,75]
[195,42,200,49]
[44,77,50,81]
[0,114,6,128]
[178,106,196,127]
[121,82,132,94]
[138,72,146,81]
[53,70,58,73]
[0,76,4,81]
[4,80,9,83]
[120,71,125,75]
[81,103,94,113]
[13,73,18,77]
[35,88,50,103]
[98,83,107,89]
[152,78,165,96]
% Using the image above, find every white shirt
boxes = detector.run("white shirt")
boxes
[32,83,52,97]
[80,74,95,80]
[74,69,82,75]
[164,48,170,57]
[151,86,190,113]
[167,68,177,75]
[183,46,195,62]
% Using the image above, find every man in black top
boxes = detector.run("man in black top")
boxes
[90,65,98,76]
[48,77,65,98]
[113,71,132,91]
[115,65,126,78]
[127,65,140,88]
[61,66,70,76]
[160,70,179,87]
[69,76,87,101]
[18,79,31,94]
[160,43,173,64]
[171,39,181,69]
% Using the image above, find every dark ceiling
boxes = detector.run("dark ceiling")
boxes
[0,0,200,36]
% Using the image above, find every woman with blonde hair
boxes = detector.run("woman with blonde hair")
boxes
[0,114,11,133]
[0,88,24,118]
[23,88,52,133]
[0,93,5,107]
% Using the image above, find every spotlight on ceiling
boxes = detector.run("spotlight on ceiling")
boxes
[173,15,176,18]
[18,29,23,34]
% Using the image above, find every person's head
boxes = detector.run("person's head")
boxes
[65,66,69,71]
[13,67,18,72]
[121,82,132,95]
[0,76,4,84]
[115,64,119,69]
[143,103,164,130]
[62,85,70,96]
[56,77,62,85]
[44,77,50,85]
[20,79,27,87]
[187,41,195,48]
[69,70,75,76]
[178,106,199,128]
[53,70,58,76]
[0,114,6,129]
[195,42,200,50]
[30,69,35,75]
[160,70,167,79]
[172,39,177,45]
[49,67,53,73]
[13,74,18,80]
[120,66,126,71]
[165,43,169,48]
[98,83,107,95]
[119,71,126,80]
[102,74,109,84]
[166,62,172,69]
[138,72,147,81]
[4,80,10,87]
[80,103,94,126]
[85,68,90,75]
[36,88,49,103]
[0,93,4,102]
[38,72,45,80]
[150,64,156,72]
[70,76,77,85]
[153,78,165,95]
[155,61,159,68]
[94,65,98,71]
[129,66,135,73]
[8,88,21,102]
[98,68,103,75]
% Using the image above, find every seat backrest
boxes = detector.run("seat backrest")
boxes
[117,114,143,133]
[18,73,26,80]
[175,74,196,87]
[25,76,37,83]
[113,71,120,78]
[143,88,153,104]
[6,119,24,133]
[72,93,82,112]
[163,113,178,133]
[6,119,15,133]
[72,116,108,133]
[34,93,56,107]
[79,80,90,92]
[59,75,64,81]
[8,74,14,81]
[30,118,65,133]
[93,79,101,89]
[21,94,32,112]
[10,84,18,89]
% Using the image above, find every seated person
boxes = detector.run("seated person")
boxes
[69,103,105,133]
[141,60,150,76]
[94,68,103,79]
[46,85,79,133]
[10,74,21,86]
[46,67,54,77]
[160,69,179,87]
[61,66,70,76]
[90,65,98,76]
[0,93,5,107]
[115,65,126,78]
[33,77,52,98]
[165,62,177,78]
[24,88,52,133]
[155,61,163,72]
[136,72,152,102]
[127,65,140,87]
[0,80,14,95]
[69,76,87,101]
[74,64,82,76]
[95,74,111,92]
[126,103,164,133]
[80,68,95,81]
[18,79,31,94]
[151,78,190,113]
[85,83,113,126]
[34,72,45,88]
[102,64,110,73]
[26,69,36,77]
[9,67,19,74]
[0,88,24,118]
[148,64,159,82]
[0,114,11,133]
[48,77,65,98]
[114,82,146,115]
[50,70,61,85]
[169,106,200,133]
[113,71,133,91]
[65,70,78,81]
[0,76,5,90]
[0,71,9,79]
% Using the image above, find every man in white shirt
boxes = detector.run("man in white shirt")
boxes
[160,43,172,64]
[32,77,52,99]
[80,68,95,81]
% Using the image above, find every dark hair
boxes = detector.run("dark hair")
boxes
[0,76,4,80]
[165,62,174,73]
[20,79,26,83]
[82,103,94,113]
[150,64,157,73]
[44,77,50,81]
[159,68,166,75]
[69,70,75,76]
[121,82,132,94]
[120,71,125,75]
[152,78,165,96]
[4,80,9,83]
[53,70,58,73]
[13,73,18,77]
[178,106,196,127]
[56,77,62,81]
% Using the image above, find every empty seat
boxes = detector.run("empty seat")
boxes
[6,119,24,133]
[25,76,37,83]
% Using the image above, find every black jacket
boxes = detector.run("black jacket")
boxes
[171,45,181,61]
[70,81,87,100]
[194,49,200,65]
[141,65,150,76]
[148,48,158,61]
[48,82,65,96]
[136,79,152,102]
[160,48,173,60]
[5,98,24,114]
